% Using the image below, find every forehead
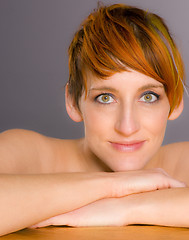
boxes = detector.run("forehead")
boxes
[86,70,164,91]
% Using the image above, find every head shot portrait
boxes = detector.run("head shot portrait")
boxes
[0,0,189,237]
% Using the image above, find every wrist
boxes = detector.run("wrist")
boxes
[124,190,163,226]
[75,172,112,200]
[89,172,112,199]
[121,193,149,225]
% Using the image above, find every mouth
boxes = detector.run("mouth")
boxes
[109,140,146,153]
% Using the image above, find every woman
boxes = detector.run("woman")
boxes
[0,3,188,236]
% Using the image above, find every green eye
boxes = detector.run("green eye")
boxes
[140,92,160,103]
[144,94,153,102]
[101,95,110,102]
[96,94,114,104]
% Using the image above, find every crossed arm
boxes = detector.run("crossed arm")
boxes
[0,129,188,236]
[30,187,189,229]
[1,169,186,236]
[30,142,189,229]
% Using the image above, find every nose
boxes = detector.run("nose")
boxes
[114,102,140,137]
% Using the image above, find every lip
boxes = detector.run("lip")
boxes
[109,140,146,152]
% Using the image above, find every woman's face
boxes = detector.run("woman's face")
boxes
[78,70,171,171]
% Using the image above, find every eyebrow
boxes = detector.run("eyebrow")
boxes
[88,87,119,94]
[88,84,164,93]
[138,84,164,91]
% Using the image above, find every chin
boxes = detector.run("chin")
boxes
[107,157,149,172]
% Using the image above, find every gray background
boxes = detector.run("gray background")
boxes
[0,0,188,144]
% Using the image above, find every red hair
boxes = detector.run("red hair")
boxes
[68,4,185,113]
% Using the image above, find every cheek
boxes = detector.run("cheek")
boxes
[83,106,116,139]
[143,106,169,136]
[82,107,113,136]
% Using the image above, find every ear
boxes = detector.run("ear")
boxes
[65,84,83,122]
[168,98,184,120]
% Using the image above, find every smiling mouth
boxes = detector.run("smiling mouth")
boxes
[109,140,146,152]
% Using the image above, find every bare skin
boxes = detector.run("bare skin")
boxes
[1,129,187,179]
[0,71,188,235]
[0,128,188,235]
[29,134,189,229]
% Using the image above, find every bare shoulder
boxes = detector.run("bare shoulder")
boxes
[0,129,67,174]
[158,142,189,183]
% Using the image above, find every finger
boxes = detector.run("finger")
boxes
[168,178,186,188]
[152,168,186,189]
[29,219,51,229]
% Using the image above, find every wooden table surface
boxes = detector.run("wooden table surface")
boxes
[1,226,189,240]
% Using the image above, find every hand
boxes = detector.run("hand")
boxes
[107,168,186,198]
[30,187,189,229]
[30,168,186,229]
[30,197,132,228]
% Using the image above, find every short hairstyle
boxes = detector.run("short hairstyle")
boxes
[68,3,185,113]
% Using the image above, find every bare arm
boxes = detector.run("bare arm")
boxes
[131,142,189,227]
[0,172,110,235]
[128,187,189,227]
[2,169,184,235]
[0,130,109,235]
[33,142,189,228]
[0,130,185,235]
[32,187,189,228]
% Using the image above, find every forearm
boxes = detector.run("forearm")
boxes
[129,188,189,227]
[0,172,108,235]
[26,169,186,229]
